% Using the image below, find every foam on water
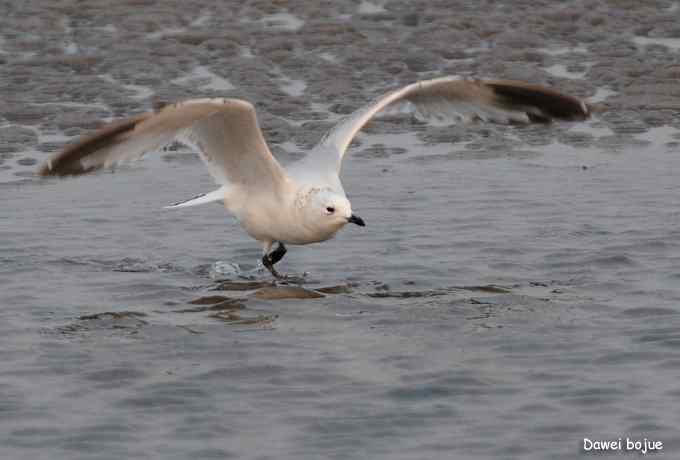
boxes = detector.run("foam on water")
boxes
[571,122,615,138]
[270,66,307,97]
[259,12,305,32]
[318,52,339,63]
[100,74,155,101]
[358,1,387,14]
[210,261,245,279]
[146,27,186,40]
[590,86,617,103]
[536,45,588,55]
[279,78,306,97]
[633,36,680,51]
[172,65,235,92]
[96,24,118,33]
[190,10,212,27]
[635,125,680,146]
[543,63,591,79]
[239,46,255,59]
[34,129,71,145]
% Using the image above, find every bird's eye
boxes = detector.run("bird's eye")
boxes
[326,206,335,213]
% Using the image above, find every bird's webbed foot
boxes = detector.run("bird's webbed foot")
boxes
[261,243,307,283]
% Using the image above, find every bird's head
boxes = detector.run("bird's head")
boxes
[306,188,365,238]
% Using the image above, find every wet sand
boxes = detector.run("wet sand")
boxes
[2,1,680,459]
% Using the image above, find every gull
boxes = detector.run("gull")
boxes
[39,76,591,278]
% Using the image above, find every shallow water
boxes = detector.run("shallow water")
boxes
[4,130,680,459]
[3,1,680,459]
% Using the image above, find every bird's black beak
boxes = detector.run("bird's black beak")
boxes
[348,214,366,227]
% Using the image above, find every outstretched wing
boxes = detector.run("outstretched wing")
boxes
[314,76,591,173]
[39,98,289,193]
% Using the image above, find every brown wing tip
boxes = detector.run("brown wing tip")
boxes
[37,161,53,177]
[37,114,147,177]
[37,158,97,177]
[484,80,592,122]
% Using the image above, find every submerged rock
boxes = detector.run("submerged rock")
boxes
[173,300,246,313]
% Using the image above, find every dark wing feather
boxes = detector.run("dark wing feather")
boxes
[38,98,290,192]
[38,114,149,176]
[314,76,591,173]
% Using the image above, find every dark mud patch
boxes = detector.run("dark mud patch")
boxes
[78,311,149,321]
[365,289,449,299]
[252,285,324,300]
[188,295,238,305]
[171,299,246,314]
[212,280,274,291]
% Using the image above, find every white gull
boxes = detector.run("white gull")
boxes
[39,76,591,278]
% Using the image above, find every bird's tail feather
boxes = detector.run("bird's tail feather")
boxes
[164,186,226,209]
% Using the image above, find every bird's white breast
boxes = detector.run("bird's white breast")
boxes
[224,184,338,245]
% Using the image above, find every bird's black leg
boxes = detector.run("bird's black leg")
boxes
[269,242,287,265]
[262,242,287,279]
